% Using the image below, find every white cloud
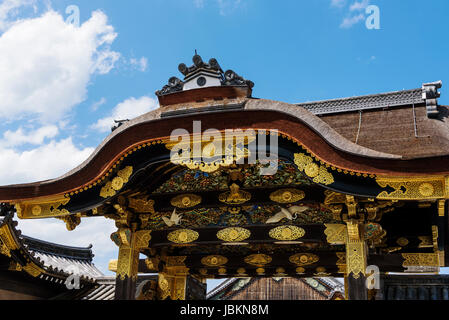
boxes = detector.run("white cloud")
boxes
[0,125,58,147]
[0,138,93,185]
[0,0,37,31]
[0,10,119,122]
[331,0,346,8]
[340,13,365,28]
[349,0,370,11]
[130,57,148,72]
[17,217,117,275]
[91,97,107,112]
[92,96,159,133]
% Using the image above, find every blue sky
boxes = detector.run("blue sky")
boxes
[0,0,447,289]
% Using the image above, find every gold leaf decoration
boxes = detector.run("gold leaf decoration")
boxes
[244,254,272,267]
[218,184,251,205]
[201,255,228,267]
[171,194,202,209]
[128,196,155,213]
[217,227,251,242]
[402,253,439,267]
[396,237,409,247]
[269,188,305,204]
[269,225,305,241]
[294,153,334,185]
[100,166,133,198]
[324,224,347,245]
[289,253,319,266]
[376,177,444,200]
[167,229,199,244]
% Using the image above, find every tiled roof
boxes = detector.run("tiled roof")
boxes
[297,88,424,115]
[22,236,103,279]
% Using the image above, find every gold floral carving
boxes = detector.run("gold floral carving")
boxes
[166,256,187,267]
[289,253,319,266]
[218,267,227,275]
[402,253,439,267]
[158,273,171,300]
[294,153,334,185]
[167,229,199,244]
[324,224,347,245]
[217,227,251,242]
[218,184,251,205]
[269,225,305,241]
[418,236,433,248]
[171,194,202,209]
[269,188,305,204]
[100,166,133,198]
[201,255,228,267]
[296,267,305,274]
[376,177,445,200]
[128,196,155,213]
[244,254,272,267]
[116,246,139,281]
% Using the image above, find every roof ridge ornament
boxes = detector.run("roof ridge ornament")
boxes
[422,80,442,118]
[156,53,254,97]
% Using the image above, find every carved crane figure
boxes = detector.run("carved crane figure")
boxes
[162,208,183,227]
[265,206,309,224]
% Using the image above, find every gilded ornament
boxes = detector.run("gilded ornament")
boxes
[275,267,286,276]
[100,166,133,198]
[128,196,155,213]
[167,229,199,244]
[56,215,81,231]
[346,240,367,279]
[237,268,247,275]
[376,176,444,200]
[201,255,228,267]
[324,224,347,245]
[199,268,208,275]
[269,225,305,241]
[244,254,272,267]
[256,268,265,275]
[171,194,202,208]
[269,188,305,204]
[15,196,70,219]
[402,253,439,267]
[218,267,227,275]
[289,253,319,266]
[314,267,330,276]
[396,237,409,247]
[217,227,251,242]
[218,184,251,205]
[294,153,334,185]
[418,236,433,248]
[295,267,305,274]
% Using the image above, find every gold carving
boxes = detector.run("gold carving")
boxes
[166,256,187,267]
[376,176,444,200]
[219,184,251,205]
[396,237,409,247]
[269,225,305,241]
[145,258,159,270]
[402,253,440,267]
[346,220,360,241]
[217,227,251,242]
[167,229,199,244]
[237,268,247,276]
[100,166,133,198]
[324,224,347,245]
[289,253,319,266]
[256,268,265,275]
[244,254,272,267]
[275,267,286,276]
[296,267,305,274]
[294,153,334,185]
[15,196,70,219]
[439,200,446,217]
[128,196,155,213]
[56,215,81,231]
[201,255,228,267]
[218,267,227,275]
[418,236,433,248]
[269,188,305,204]
[171,194,202,208]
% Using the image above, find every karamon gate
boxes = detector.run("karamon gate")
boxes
[0,54,448,300]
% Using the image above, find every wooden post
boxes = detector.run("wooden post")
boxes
[345,221,368,300]
[114,241,139,300]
